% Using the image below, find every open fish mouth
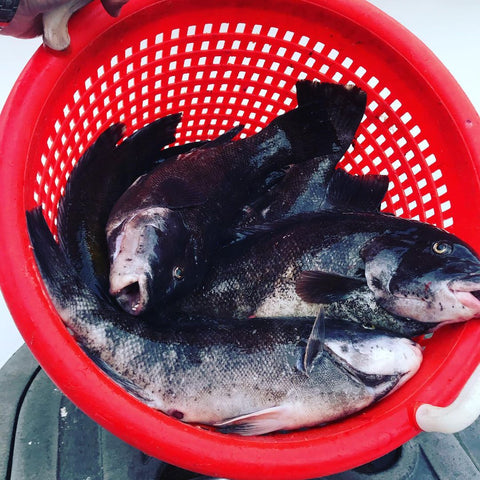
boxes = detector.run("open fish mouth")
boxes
[110,275,148,315]
[449,275,480,312]
[452,289,480,312]
[472,291,480,300]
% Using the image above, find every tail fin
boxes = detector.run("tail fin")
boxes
[272,105,340,161]
[295,80,367,153]
[27,207,86,312]
[272,81,366,162]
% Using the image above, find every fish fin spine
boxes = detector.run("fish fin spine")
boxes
[303,306,326,375]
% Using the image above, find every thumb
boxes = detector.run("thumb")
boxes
[42,0,90,50]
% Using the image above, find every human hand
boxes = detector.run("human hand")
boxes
[1,0,128,50]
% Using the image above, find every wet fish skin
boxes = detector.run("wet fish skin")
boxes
[361,230,480,326]
[57,114,182,299]
[174,210,480,336]
[322,286,438,338]
[26,207,422,436]
[57,119,243,309]
[107,80,347,315]
[239,81,368,226]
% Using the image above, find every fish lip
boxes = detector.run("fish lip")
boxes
[110,275,149,316]
[448,273,480,294]
[448,274,480,311]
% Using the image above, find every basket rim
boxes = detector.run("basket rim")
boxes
[1,0,480,478]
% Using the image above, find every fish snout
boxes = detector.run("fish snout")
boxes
[107,214,170,315]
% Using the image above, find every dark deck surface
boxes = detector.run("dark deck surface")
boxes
[1,345,480,479]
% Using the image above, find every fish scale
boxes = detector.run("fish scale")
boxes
[173,209,480,336]
[26,206,422,436]
[105,81,366,315]
[175,213,375,317]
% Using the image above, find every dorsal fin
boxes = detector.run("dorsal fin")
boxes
[326,169,389,212]
[230,212,327,247]
[155,124,244,164]
[202,124,244,148]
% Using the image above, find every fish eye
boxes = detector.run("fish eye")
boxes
[172,266,184,280]
[432,241,453,255]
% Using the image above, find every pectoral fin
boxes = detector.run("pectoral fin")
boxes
[303,307,325,375]
[296,270,367,303]
[214,405,291,436]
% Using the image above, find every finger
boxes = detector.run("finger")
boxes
[42,0,90,50]
[101,0,128,17]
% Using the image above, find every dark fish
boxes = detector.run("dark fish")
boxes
[106,80,357,315]
[57,114,180,299]
[239,80,368,225]
[57,115,242,300]
[174,178,480,336]
[26,207,422,436]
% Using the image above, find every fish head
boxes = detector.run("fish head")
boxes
[361,227,480,326]
[107,207,195,315]
[327,327,423,396]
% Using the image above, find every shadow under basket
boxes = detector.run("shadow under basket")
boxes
[1,0,480,479]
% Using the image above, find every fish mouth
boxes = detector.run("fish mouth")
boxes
[451,289,480,312]
[449,274,480,313]
[110,275,149,316]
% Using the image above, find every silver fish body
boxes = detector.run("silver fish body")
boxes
[175,209,480,336]
[27,207,422,436]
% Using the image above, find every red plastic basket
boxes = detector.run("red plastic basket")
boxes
[1,0,480,478]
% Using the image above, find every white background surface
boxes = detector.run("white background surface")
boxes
[0,0,479,368]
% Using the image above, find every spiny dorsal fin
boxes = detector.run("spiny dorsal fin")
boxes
[231,211,335,245]
[157,124,245,163]
[202,124,244,147]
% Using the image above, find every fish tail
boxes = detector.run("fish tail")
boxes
[271,106,338,162]
[26,207,99,319]
[27,207,76,299]
[295,80,367,151]
[270,82,366,162]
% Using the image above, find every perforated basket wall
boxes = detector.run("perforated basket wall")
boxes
[1,0,480,479]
